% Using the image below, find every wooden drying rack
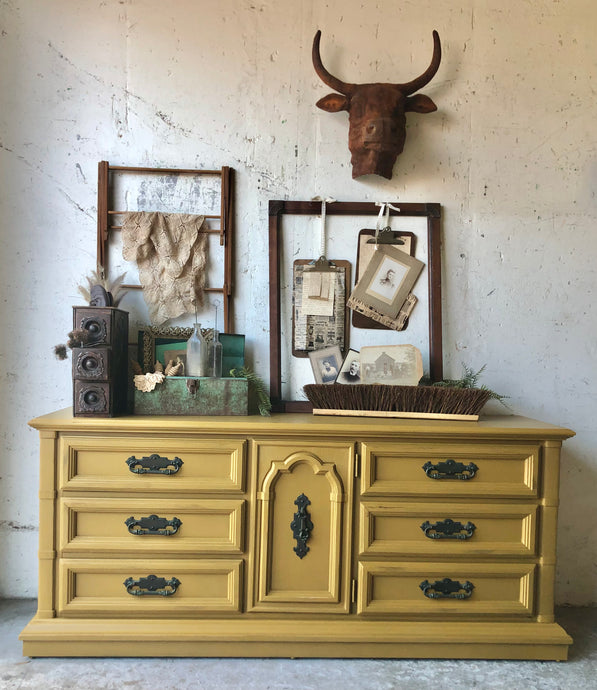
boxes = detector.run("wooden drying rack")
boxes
[96,161,234,331]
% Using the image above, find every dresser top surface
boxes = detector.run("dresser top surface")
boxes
[28,407,575,441]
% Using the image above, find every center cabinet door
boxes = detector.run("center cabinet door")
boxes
[249,439,355,614]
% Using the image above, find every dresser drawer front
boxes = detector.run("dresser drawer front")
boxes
[57,559,243,617]
[360,442,539,498]
[357,562,535,618]
[59,498,244,555]
[58,435,246,493]
[359,502,538,557]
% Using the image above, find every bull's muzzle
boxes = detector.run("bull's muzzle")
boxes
[362,118,400,149]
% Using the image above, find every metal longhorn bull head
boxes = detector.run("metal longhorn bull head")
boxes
[312,29,441,179]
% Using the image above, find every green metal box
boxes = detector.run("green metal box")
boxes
[134,377,249,416]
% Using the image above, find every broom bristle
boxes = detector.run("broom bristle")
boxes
[303,384,492,416]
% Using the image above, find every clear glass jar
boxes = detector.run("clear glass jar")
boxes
[186,323,207,377]
[208,329,223,378]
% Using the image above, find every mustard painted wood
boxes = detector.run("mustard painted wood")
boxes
[21,409,574,659]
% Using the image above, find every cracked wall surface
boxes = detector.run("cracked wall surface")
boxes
[0,0,596,602]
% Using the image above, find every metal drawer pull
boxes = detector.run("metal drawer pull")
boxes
[125,515,182,536]
[420,518,476,540]
[419,578,474,600]
[422,458,478,480]
[123,574,181,596]
[126,454,183,475]
[290,493,313,559]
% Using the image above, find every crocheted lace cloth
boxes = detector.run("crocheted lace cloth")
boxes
[122,211,207,325]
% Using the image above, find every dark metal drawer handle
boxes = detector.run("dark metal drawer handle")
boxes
[123,574,181,596]
[420,518,476,540]
[422,459,478,480]
[126,454,183,475]
[290,493,313,559]
[125,515,182,536]
[419,578,474,600]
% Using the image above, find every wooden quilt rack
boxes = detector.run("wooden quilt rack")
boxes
[96,161,234,332]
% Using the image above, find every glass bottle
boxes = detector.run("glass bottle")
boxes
[208,329,223,378]
[186,323,207,377]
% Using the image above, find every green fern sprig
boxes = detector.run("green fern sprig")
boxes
[423,364,510,408]
[230,367,272,416]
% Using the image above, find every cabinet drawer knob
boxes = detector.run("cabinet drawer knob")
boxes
[123,574,181,596]
[419,578,474,599]
[290,493,313,559]
[420,518,476,540]
[422,459,478,480]
[125,515,182,536]
[126,454,183,475]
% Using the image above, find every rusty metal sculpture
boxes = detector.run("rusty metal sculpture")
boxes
[312,29,441,179]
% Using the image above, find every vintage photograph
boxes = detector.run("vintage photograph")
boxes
[360,344,423,386]
[336,349,361,384]
[308,345,343,384]
[348,244,424,319]
[367,255,410,303]
[355,229,413,281]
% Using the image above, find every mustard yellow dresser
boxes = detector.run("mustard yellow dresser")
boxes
[21,409,574,659]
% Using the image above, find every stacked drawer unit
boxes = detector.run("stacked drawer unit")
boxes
[55,432,247,618]
[72,306,129,417]
[357,439,552,621]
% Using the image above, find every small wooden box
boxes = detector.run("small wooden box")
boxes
[134,377,249,416]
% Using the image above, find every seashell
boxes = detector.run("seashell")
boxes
[154,361,164,373]
[164,359,175,376]
[167,361,184,377]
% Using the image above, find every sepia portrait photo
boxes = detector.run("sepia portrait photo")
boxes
[348,244,425,319]
[308,345,343,384]
[336,349,361,385]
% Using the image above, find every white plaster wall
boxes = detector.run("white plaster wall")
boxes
[0,0,595,603]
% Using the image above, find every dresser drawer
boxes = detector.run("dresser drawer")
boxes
[57,435,246,493]
[359,502,538,557]
[59,498,244,555]
[57,558,243,617]
[360,441,539,498]
[357,562,535,618]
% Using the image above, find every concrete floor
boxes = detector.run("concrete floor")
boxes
[2,600,596,690]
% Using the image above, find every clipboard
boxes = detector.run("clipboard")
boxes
[292,259,351,358]
[352,229,416,329]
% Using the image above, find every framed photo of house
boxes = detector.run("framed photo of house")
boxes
[349,245,425,319]
[308,345,343,384]
[360,344,423,386]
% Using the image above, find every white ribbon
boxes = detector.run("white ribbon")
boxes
[312,196,335,258]
[374,201,401,248]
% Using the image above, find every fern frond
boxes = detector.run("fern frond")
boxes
[230,367,272,416]
[427,363,509,408]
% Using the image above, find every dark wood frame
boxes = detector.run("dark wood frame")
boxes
[97,161,234,332]
[269,200,442,412]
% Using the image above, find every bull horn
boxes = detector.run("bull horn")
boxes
[398,30,442,95]
[312,30,354,96]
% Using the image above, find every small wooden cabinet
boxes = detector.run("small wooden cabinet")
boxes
[21,410,574,659]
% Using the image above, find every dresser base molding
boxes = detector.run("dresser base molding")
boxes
[20,617,571,660]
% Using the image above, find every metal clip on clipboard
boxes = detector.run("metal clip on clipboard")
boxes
[305,256,337,272]
[366,227,406,245]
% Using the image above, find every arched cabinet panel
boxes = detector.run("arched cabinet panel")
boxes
[250,441,355,613]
